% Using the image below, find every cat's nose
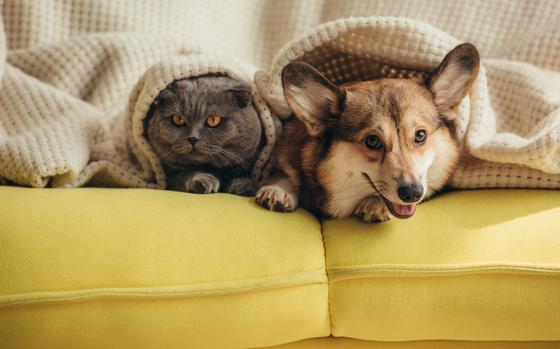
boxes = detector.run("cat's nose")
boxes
[188,137,199,146]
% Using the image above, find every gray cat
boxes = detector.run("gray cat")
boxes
[145,76,263,196]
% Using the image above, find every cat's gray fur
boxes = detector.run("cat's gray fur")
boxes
[145,76,263,196]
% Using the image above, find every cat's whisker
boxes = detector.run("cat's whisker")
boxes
[193,144,246,169]
[171,144,190,152]
[215,147,251,169]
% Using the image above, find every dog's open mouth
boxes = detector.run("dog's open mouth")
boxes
[380,197,416,219]
[362,173,416,219]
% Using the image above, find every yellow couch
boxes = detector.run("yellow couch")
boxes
[1,187,559,348]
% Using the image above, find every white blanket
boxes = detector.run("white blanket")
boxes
[1,0,559,189]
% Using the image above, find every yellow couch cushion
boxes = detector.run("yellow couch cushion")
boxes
[267,338,560,349]
[323,190,560,341]
[0,187,329,348]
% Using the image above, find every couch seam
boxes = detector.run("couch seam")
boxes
[0,268,327,308]
[327,262,560,282]
[320,219,334,336]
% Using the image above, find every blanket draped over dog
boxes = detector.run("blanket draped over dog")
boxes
[1,0,560,189]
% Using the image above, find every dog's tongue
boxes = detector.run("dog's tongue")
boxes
[389,203,416,218]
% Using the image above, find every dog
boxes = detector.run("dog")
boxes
[256,43,480,222]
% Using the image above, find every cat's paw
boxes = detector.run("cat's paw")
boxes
[184,173,220,194]
[225,178,257,197]
[354,196,390,223]
[256,185,298,212]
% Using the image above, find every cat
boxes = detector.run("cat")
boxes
[145,76,263,196]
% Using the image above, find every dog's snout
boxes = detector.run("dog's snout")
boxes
[397,184,423,203]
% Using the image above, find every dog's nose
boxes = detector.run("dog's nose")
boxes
[188,137,199,146]
[397,184,424,203]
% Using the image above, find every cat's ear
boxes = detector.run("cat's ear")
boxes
[153,81,179,108]
[229,88,252,108]
[282,62,343,137]
[426,43,480,119]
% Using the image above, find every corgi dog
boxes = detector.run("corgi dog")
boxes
[256,44,480,222]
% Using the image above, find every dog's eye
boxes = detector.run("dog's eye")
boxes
[171,115,186,126]
[415,130,427,144]
[365,135,383,150]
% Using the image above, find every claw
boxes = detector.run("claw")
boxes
[255,185,298,213]
[283,196,290,211]
[267,191,275,209]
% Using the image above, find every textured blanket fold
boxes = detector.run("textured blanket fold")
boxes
[120,55,279,189]
[0,36,278,188]
[256,16,560,189]
[1,0,559,189]
[59,54,279,189]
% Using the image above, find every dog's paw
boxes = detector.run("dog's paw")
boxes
[225,178,257,197]
[256,185,298,212]
[184,173,220,194]
[354,196,390,223]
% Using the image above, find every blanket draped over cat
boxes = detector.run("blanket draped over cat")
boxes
[1,1,559,189]
[123,56,280,190]
[0,54,280,189]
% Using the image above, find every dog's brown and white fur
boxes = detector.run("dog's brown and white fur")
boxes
[256,44,480,222]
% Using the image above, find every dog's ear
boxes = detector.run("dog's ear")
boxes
[282,62,343,137]
[427,43,480,120]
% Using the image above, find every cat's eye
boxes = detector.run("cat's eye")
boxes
[415,130,427,144]
[171,115,185,126]
[365,135,383,150]
[206,115,222,128]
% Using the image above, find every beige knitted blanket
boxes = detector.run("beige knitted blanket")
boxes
[1,0,559,189]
